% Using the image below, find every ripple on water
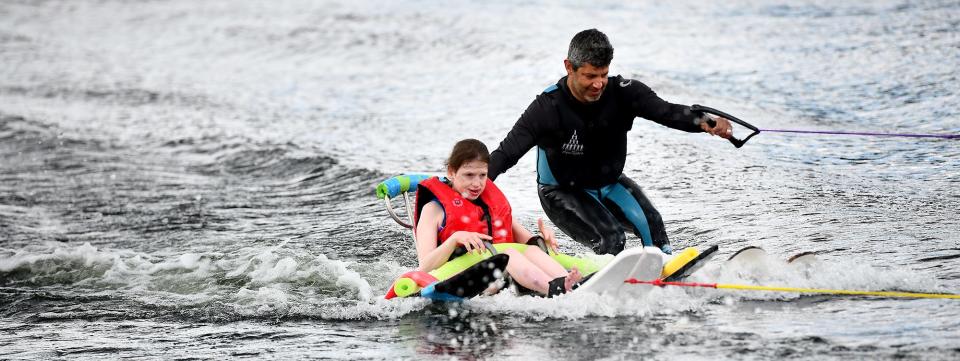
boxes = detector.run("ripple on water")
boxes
[1,0,959,359]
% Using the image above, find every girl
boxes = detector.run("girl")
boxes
[414,139,581,297]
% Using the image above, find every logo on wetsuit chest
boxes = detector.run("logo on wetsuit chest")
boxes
[452,198,463,207]
[562,130,584,156]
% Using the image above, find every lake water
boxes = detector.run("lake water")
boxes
[2,0,959,359]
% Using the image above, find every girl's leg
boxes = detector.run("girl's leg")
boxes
[523,247,583,293]
[501,248,553,294]
[502,248,583,296]
[521,246,567,278]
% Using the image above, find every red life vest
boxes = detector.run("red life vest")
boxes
[414,177,514,245]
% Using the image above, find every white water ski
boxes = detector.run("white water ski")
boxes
[575,246,664,297]
[725,246,820,279]
[727,246,820,265]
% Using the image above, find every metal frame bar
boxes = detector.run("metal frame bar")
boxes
[383,193,417,241]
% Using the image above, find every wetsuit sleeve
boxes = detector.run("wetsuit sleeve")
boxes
[488,98,545,180]
[622,77,704,133]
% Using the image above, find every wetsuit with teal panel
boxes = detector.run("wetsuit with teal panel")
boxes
[488,75,705,255]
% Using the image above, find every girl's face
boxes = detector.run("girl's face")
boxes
[448,160,487,200]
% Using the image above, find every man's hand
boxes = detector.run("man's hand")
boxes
[700,115,734,139]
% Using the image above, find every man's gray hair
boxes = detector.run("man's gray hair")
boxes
[567,29,614,70]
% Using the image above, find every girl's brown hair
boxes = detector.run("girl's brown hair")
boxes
[446,139,490,171]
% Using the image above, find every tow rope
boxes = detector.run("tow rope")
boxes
[625,278,960,300]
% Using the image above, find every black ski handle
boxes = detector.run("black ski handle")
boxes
[691,104,761,148]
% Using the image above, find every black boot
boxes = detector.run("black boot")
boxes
[547,276,567,298]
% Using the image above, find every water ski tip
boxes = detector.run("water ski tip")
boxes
[662,245,719,282]
[726,246,820,265]
[787,251,819,265]
[727,246,768,262]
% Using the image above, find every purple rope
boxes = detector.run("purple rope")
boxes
[759,128,960,139]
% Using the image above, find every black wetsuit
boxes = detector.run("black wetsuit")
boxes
[488,75,704,255]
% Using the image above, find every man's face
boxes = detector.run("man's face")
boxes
[565,60,609,103]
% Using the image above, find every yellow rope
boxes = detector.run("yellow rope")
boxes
[716,284,960,299]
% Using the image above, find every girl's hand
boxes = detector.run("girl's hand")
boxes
[447,231,492,255]
[537,218,559,253]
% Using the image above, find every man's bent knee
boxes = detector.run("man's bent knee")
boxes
[595,231,626,255]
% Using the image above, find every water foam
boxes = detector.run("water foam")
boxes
[0,242,415,320]
[692,252,949,302]
[443,251,956,321]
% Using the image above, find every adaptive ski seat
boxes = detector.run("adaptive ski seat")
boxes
[375,174,713,300]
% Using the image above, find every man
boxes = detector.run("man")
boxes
[488,29,733,255]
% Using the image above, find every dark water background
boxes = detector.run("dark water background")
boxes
[2,0,959,359]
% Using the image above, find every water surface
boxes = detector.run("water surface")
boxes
[2,0,959,359]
